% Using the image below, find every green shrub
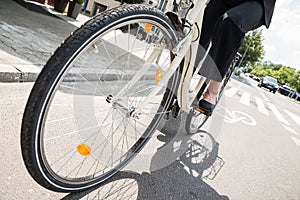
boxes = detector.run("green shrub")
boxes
[234,71,241,77]
[75,0,84,4]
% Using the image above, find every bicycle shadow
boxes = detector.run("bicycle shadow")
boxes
[61,114,228,200]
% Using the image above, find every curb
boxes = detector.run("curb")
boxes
[0,72,39,82]
[0,63,42,83]
[0,69,157,83]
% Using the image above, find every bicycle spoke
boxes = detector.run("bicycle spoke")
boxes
[31,11,178,190]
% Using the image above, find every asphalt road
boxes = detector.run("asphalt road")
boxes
[0,74,300,199]
[206,75,300,199]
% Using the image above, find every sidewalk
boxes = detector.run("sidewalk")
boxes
[0,0,90,82]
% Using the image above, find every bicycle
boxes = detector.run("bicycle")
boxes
[21,0,240,192]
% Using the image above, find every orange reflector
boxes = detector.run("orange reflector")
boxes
[195,107,206,115]
[144,23,152,33]
[77,144,91,156]
[155,69,162,84]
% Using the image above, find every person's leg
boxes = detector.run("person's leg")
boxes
[198,0,265,111]
[198,0,229,50]
[194,0,229,106]
[82,0,89,12]
[202,81,220,104]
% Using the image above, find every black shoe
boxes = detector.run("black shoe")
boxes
[196,99,215,116]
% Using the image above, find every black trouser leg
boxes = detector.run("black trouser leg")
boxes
[195,0,264,81]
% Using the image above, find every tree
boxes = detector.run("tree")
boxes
[274,66,295,85]
[250,64,266,77]
[238,30,265,67]
[289,70,300,92]
[246,61,300,92]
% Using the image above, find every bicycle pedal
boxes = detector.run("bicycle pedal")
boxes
[163,112,171,120]
[171,104,180,118]
[195,107,212,117]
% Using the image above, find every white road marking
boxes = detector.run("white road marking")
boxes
[255,97,269,116]
[240,92,250,106]
[291,136,300,146]
[225,87,239,97]
[256,86,270,102]
[224,85,298,129]
[173,140,182,151]
[215,105,256,126]
[284,110,300,127]
[282,124,298,136]
[267,103,290,125]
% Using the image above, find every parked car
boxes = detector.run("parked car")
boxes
[291,91,300,101]
[258,76,278,93]
[278,85,295,96]
[253,75,261,82]
[250,74,260,81]
[277,85,300,101]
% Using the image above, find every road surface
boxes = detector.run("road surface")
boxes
[0,74,300,199]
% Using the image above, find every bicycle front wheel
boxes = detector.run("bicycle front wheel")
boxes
[21,5,179,192]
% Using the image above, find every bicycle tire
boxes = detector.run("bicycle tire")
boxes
[21,5,179,192]
[217,54,240,102]
[185,110,209,134]
[185,69,233,134]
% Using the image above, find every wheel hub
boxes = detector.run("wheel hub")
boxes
[107,95,139,119]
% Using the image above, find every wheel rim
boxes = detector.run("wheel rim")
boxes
[188,111,208,134]
[37,18,177,187]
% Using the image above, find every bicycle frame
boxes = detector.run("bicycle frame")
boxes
[116,0,211,115]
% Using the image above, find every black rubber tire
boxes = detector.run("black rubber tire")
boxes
[185,55,237,134]
[21,5,179,192]
[186,111,209,134]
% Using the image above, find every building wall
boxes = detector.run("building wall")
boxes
[31,0,46,4]
[86,0,121,15]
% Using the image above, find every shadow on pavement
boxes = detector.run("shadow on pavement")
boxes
[11,0,62,20]
[0,0,77,69]
[231,75,252,87]
[61,115,229,200]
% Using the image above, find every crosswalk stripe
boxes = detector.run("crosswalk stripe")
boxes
[224,87,298,127]
[256,86,270,102]
[255,97,269,116]
[267,103,290,125]
[282,124,298,136]
[291,136,300,146]
[240,92,250,106]
[225,87,239,98]
[284,110,300,127]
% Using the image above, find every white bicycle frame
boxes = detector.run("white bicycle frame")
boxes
[115,0,211,115]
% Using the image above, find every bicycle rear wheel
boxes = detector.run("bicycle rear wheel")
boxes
[21,5,179,192]
[186,110,209,134]
[185,73,230,134]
